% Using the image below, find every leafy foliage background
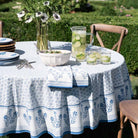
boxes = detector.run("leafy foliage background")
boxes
[0,0,138,74]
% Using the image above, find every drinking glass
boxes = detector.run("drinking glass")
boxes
[86,48,101,65]
[101,51,111,64]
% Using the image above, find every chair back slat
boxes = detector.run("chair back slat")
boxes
[96,32,104,47]
[117,29,125,52]
[112,41,119,50]
[90,24,128,53]
[92,24,128,35]
[0,21,2,37]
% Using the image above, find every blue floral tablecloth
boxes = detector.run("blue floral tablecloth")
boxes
[0,41,132,138]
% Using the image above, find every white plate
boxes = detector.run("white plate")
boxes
[0,37,13,44]
[0,52,20,60]
[0,57,19,65]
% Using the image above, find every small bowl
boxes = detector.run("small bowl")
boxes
[39,50,71,66]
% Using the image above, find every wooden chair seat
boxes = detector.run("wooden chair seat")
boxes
[118,100,138,138]
[90,24,128,53]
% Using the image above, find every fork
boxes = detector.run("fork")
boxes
[16,59,35,69]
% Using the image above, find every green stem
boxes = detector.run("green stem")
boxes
[36,22,49,52]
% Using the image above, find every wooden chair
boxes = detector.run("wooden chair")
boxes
[0,21,2,37]
[90,24,128,52]
[118,100,138,138]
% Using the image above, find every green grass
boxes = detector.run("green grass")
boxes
[130,75,138,98]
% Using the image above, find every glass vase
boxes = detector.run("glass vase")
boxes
[36,22,49,52]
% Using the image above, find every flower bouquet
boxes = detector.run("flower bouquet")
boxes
[16,1,71,66]
[17,0,61,51]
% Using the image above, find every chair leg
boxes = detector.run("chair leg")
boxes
[118,111,125,138]
[130,121,137,138]
[136,124,138,138]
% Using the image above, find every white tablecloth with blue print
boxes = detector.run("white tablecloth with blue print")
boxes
[0,41,132,138]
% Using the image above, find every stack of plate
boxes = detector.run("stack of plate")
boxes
[0,37,15,52]
[0,51,20,65]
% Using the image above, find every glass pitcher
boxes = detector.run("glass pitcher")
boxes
[71,26,93,62]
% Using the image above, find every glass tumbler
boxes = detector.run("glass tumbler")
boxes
[101,51,111,64]
[86,48,101,65]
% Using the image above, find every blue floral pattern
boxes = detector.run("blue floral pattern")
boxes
[50,111,62,128]
[92,101,100,126]
[118,88,125,102]
[100,98,114,113]
[23,110,31,125]
[68,109,78,124]
[36,110,47,128]
[4,109,18,127]
[81,104,89,119]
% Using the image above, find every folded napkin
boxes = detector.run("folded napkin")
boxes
[71,67,89,87]
[46,65,73,88]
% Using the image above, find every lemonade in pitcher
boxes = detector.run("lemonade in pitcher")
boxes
[71,26,86,61]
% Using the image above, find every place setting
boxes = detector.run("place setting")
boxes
[0,51,20,66]
[0,38,20,66]
[0,37,35,68]
[0,37,16,52]
[0,37,18,65]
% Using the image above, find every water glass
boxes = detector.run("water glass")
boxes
[86,49,101,65]
[101,51,111,64]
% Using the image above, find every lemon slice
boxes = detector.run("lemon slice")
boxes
[80,37,86,44]
[89,54,96,58]
[73,41,81,48]
[101,56,111,62]
[72,37,76,44]
[87,57,97,64]
[80,34,86,37]
[76,53,85,60]
[72,32,76,36]
[96,53,101,59]
[75,35,80,40]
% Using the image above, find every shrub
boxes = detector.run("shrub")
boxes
[0,0,12,4]
[118,0,138,9]
[51,0,74,14]
[10,0,90,14]
[99,4,117,16]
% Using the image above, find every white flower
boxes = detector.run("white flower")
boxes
[53,13,61,21]
[41,13,48,23]
[43,1,50,6]
[17,11,25,18]
[36,12,43,17]
[25,16,33,23]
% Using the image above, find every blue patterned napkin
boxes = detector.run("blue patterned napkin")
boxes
[72,67,89,87]
[46,66,89,88]
[46,66,73,88]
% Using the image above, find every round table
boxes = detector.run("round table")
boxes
[0,41,132,138]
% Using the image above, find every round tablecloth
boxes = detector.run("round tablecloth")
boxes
[0,41,132,138]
